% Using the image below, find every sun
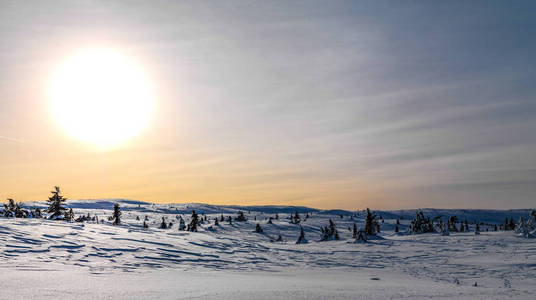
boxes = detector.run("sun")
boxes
[49,48,155,149]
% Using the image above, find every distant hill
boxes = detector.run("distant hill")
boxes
[21,199,533,224]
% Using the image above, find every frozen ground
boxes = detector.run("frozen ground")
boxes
[0,199,534,299]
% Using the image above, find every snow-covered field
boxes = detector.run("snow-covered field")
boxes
[1,199,535,299]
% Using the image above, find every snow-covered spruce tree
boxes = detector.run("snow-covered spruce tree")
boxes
[508,217,515,231]
[178,216,186,230]
[143,220,149,228]
[235,211,247,222]
[293,211,301,224]
[112,203,121,225]
[320,219,339,241]
[355,229,367,242]
[255,223,263,233]
[267,217,273,224]
[475,222,480,235]
[276,234,283,242]
[160,217,168,229]
[214,217,219,226]
[364,208,378,236]
[409,211,434,234]
[352,223,358,238]
[3,198,16,217]
[46,186,67,220]
[64,208,74,221]
[296,226,306,244]
[187,210,199,231]
[447,216,459,232]
[440,220,449,236]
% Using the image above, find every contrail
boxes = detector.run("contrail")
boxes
[0,135,23,143]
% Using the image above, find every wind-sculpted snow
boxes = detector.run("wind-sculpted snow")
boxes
[1,200,535,299]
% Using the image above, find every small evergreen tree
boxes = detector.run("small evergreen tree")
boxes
[235,211,247,222]
[255,223,263,233]
[64,208,74,221]
[448,216,459,232]
[214,217,219,226]
[409,211,434,234]
[267,217,273,224]
[112,203,121,225]
[3,198,16,217]
[178,216,186,230]
[296,226,306,244]
[365,208,379,236]
[508,217,515,230]
[187,210,199,231]
[321,219,339,241]
[160,217,168,229]
[143,220,149,228]
[46,186,67,219]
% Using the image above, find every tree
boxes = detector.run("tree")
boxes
[64,208,74,221]
[296,226,306,244]
[267,217,273,224]
[178,216,186,230]
[3,198,16,217]
[293,211,301,224]
[187,210,199,231]
[255,223,263,233]
[448,216,459,232]
[46,186,67,219]
[160,217,168,229]
[321,219,339,241]
[365,208,379,236]
[143,220,149,228]
[409,211,434,234]
[214,217,219,226]
[235,211,247,222]
[112,203,121,225]
[508,217,515,231]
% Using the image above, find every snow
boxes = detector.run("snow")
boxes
[1,199,535,299]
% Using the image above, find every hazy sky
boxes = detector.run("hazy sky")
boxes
[1,1,535,209]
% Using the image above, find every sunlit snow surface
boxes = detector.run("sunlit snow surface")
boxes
[0,199,534,299]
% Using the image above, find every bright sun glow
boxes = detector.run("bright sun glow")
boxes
[49,48,155,149]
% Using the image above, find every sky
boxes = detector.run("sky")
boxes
[1,0,535,209]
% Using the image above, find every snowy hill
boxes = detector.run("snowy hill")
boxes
[1,199,535,299]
